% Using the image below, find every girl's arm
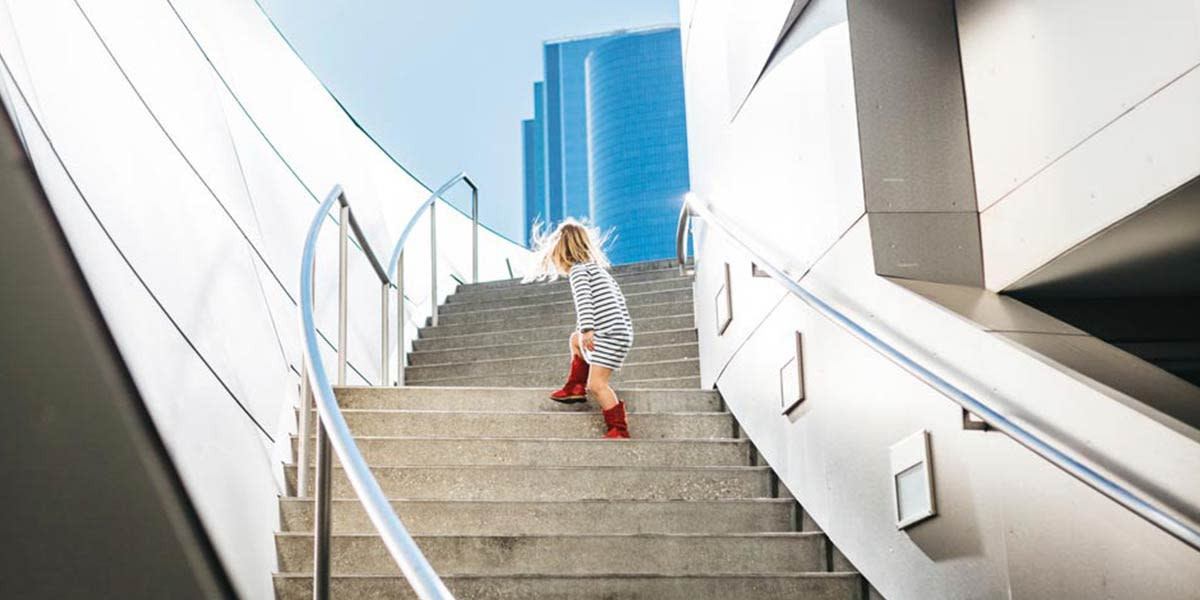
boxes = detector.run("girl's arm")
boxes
[568,264,596,333]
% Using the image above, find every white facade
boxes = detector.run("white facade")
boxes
[681,0,1200,597]
[0,1,528,597]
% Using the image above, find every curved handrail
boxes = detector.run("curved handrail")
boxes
[676,193,1200,552]
[387,171,478,281]
[300,185,452,599]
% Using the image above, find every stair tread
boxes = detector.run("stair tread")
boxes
[404,342,697,370]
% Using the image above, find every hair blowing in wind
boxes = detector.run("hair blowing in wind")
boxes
[523,218,613,282]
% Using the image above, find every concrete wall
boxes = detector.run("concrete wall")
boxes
[0,1,528,597]
[681,0,1200,597]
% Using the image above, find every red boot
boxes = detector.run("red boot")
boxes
[602,401,630,439]
[549,355,589,403]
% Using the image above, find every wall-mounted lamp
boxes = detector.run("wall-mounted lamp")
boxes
[780,331,805,414]
[715,262,732,335]
[890,430,936,529]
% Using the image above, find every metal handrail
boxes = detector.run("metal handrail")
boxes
[298,185,456,599]
[676,193,1200,552]
[386,172,478,384]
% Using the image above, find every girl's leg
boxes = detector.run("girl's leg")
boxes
[586,366,619,411]
[569,331,583,358]
[588,366,629,438]
[550,332,589,403]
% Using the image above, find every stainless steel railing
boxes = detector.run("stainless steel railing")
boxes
[297,176,480,600]
[675,192,1200,552]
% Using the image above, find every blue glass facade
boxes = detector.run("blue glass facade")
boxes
[542,33,620,222]
[521,118,538,245]
[522,82,548,245]
[523,26,689,262]
[586,29,689,264]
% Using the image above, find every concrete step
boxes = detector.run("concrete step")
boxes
[413,315,694,348]
[290,437,750,467]
[274,532,827,576]
[404,344,699,382]
[457,262,687,293]
[433,288,692,326]
[618,376,703,389]
[277,498,795,535]
[273,572,864,600]
[446,278,692,311]
[407,328,698,366]
[284,465,771,500]
[408,360,698,388]
[328,409,732,439]
[421,300,693,337]
[333,386,720,412]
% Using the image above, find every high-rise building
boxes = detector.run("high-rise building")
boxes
[521,82,548,245]
[521,26,689,262]
[586,28,690,264]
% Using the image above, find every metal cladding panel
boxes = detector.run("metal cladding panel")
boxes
[0,1,529,597]
[956,0,1200,212]
[682,0,1200,597]
[957,0,1200,290]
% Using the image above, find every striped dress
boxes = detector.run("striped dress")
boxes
[568,261,634,370]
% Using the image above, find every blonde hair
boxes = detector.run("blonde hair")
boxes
[522,218,612,282]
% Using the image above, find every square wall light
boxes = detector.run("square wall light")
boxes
[890,430,936,529]
[780,331,805,414]
[715,262,732,335]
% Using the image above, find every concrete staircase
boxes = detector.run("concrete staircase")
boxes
[274,259,866,599]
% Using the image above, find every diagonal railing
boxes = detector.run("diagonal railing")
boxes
[676,192,1200,552]
[297,176,480,600]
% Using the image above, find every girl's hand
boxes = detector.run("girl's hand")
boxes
[582,331,596,351]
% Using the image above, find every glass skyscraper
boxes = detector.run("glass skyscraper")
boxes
[522,26,689,263]
[521,82,547,245]
[586,28,690,264]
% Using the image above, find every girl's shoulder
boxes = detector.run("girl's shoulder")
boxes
[569,261,596,274]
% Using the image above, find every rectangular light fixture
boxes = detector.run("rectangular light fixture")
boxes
[890,430,936,529]
[715,262,732,335]
[780,331,805,414]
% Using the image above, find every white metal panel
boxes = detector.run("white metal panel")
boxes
[980,64,1200,290]
[703,219,1200,598]
[5,85,282,600]
[0,1,529,597]
[957,0,1200,210]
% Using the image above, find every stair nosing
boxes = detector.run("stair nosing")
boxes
[274,531,819,540]
[442,286,694,314]
[272,571,861,580]
[407,327,698,358]
[445,283,694,310]
[335,385,715,394]
[422,299,694,331]
[277,497,792,505]
[403,342,698,371]
[415,316,695,343]
[285,464,769,473]
[291,435,744,443]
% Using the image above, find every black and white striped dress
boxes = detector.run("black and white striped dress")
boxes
[568,261,634,370]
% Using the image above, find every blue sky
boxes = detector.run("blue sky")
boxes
[257,0,680,243]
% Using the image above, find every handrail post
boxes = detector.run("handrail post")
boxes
[313,200,350,600]
[380,281,390,385]
[296,357,313,497]
[297,267,316,497]
[471,184,479,283]
[430,201,439,327]
[396,249,406,386]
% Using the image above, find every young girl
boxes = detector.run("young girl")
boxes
[526,219,633,439]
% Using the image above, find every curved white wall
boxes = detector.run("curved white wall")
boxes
[682,0,1200,598]
[0,1,528,597]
